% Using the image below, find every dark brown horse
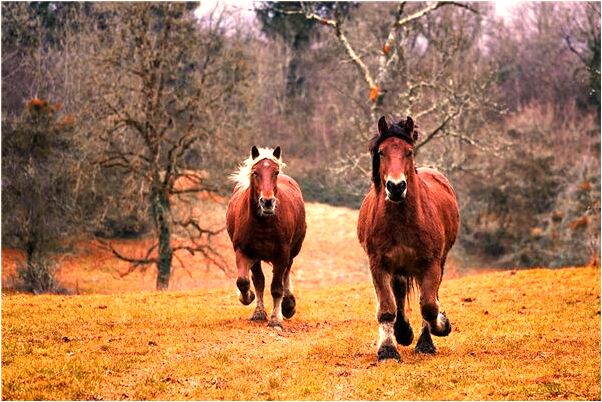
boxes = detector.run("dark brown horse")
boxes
[226,146,306,328]
[357,116,460,361]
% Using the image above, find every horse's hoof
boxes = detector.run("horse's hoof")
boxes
[394,319,414,346]
[239,290,255,306]
[250,309,268,322]
[415,341,437,354]
[430,312,452,337]
[267,319,283,330]
[377,344,401,361]
[282,295,296,319]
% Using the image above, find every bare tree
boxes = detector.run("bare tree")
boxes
[267,2,500,203]
[79,3,240,290]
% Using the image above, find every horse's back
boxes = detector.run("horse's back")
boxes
[417,167,455,195]
[418,167,460,248]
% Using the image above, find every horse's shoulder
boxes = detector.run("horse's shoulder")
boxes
[278,174,304,202]
[278,173,300,188]
[417,167,455,195]
[357,187,378,244]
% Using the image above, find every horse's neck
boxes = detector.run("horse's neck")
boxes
[245,185,258,216]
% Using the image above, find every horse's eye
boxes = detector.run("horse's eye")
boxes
[252,172,258,177]
[378,150,384,158]
[406,149,413,157]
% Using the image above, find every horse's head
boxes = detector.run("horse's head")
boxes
[369,116,418,203]
[250,145,282,215]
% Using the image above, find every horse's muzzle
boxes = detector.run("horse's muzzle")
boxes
[385,180,407,203]
[259,197,276,215]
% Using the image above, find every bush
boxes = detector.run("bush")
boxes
[295,165,367,208]
[12,257,68,294]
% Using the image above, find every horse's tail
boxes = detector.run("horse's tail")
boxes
[406,275,418,307]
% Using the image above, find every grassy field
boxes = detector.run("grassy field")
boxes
[2,266,600,400]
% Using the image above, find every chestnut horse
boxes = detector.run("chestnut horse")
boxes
[226,146,306,328]
[357,116,460,361]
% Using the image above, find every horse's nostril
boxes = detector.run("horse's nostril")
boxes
[260,198,275,208]
[386,181,405,195]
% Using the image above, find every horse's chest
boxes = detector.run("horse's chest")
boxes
[370,225,427,273]
[239,226,285,259]
[382,243,418,270]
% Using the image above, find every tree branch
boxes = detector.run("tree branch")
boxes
[96,239,157,277]
[397,1,477,28]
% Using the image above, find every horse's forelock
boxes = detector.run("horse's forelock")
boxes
[369,119,415,189]
[230,147,286,191]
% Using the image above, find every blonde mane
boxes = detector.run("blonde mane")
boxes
[230,147,286,190]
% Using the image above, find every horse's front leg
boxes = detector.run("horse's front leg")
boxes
[370,259,400,361]
[415,262,451,354]
[267,256,289,329]
[250,262,268,321]
[281,261,296,319]
[235,251,256,306]
[392,275,414,346]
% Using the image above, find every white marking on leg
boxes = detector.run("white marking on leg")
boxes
[271,296,283,322]
[285,272,293,294]
[434,312,446,332]
[377,321,396,350]
[256,293,265,311]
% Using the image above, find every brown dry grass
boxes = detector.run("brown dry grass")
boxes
[2,266,600,400]
[1,202,371,294]
[1,201,479,295]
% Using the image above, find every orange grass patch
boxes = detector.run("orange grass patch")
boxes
[2,267,600,400]
[2,202,375,294]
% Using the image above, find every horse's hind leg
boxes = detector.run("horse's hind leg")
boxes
[392,275,414,346]
[267,261,287,329]
[415,263,451,354]
[281,262,296,319]
[415,320,437,354]
[250,262,268,321]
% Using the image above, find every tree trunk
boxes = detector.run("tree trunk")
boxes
[151,188,173,291]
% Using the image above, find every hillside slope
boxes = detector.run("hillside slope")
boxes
[2,202,370,294]
[2,266,600,400]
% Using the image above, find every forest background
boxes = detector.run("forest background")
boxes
[1,1,600,293]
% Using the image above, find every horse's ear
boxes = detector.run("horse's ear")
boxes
[251,145,260,159]
[405,116,414,134]
[378,116,388,135]
[273,146,281,160]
